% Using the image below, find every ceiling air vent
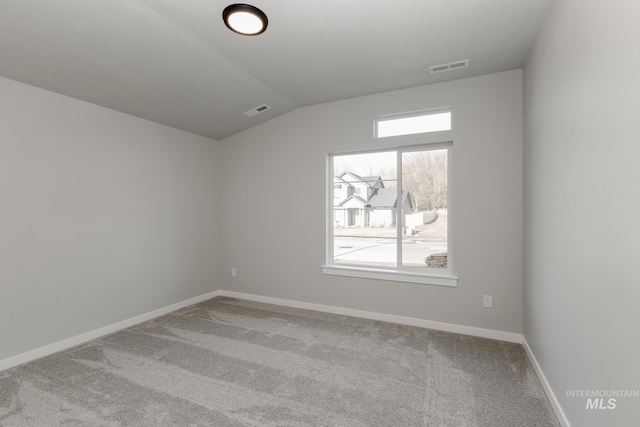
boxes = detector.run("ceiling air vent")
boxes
[430,59,469,74]
[244,104,271,117]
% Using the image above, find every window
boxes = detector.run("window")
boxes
[333,184,341,199]
[325,143,456,287]
[376,110,451,138]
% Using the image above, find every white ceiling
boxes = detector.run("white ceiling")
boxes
[0,0,554,140]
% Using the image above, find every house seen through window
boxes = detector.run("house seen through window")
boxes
[330,145,450,271]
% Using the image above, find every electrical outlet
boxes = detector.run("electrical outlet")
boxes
[231,268,237,277]
[483,295,493,308]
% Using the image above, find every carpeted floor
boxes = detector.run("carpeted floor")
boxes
[0,297,560,426]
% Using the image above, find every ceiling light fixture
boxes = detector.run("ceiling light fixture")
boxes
[223,4,268,36]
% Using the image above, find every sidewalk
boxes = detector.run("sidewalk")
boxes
[334,214,447,241]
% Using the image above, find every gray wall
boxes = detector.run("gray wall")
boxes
[0,76,220,361]
[523,0,640,425]
[219,70,524,334]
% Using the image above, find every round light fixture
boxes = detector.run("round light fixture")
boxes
[223,4,268,36]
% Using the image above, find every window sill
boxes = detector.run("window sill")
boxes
[321,264,458,287]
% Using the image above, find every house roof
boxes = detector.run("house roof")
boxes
[338,172,383,188]
[334,176,348,185]
[358,175,385,188]
[337,195,368,208]
[368,188,413,209]
[334,172,413,209]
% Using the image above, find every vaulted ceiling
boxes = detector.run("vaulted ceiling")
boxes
[0,0,554,140]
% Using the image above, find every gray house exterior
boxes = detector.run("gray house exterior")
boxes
[333,173,414,228]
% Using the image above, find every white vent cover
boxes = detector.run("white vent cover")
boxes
[244,104,271,117]
[429,59,469,74]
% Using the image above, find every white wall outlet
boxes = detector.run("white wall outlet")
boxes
[231,268,237,277]
[483,295,493,308]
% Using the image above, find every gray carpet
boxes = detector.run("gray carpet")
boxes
[0,297,560,426]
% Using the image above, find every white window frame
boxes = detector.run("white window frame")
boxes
[323,140,457,287]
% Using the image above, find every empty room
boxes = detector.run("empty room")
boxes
[1,1,638,426]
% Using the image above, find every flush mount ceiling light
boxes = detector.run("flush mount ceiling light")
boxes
[223,4,268,36]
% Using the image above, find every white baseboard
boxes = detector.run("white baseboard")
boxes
[0,290,221,372]
[522,337,571,427]
[218,290,523,343]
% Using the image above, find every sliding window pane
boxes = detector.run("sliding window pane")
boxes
[333,151,397,267]
[401,149,448,268]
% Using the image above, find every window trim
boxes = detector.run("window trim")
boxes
[324,141,457,287]
[321,264,458,287]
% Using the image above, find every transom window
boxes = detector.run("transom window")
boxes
[375,109,451,138]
